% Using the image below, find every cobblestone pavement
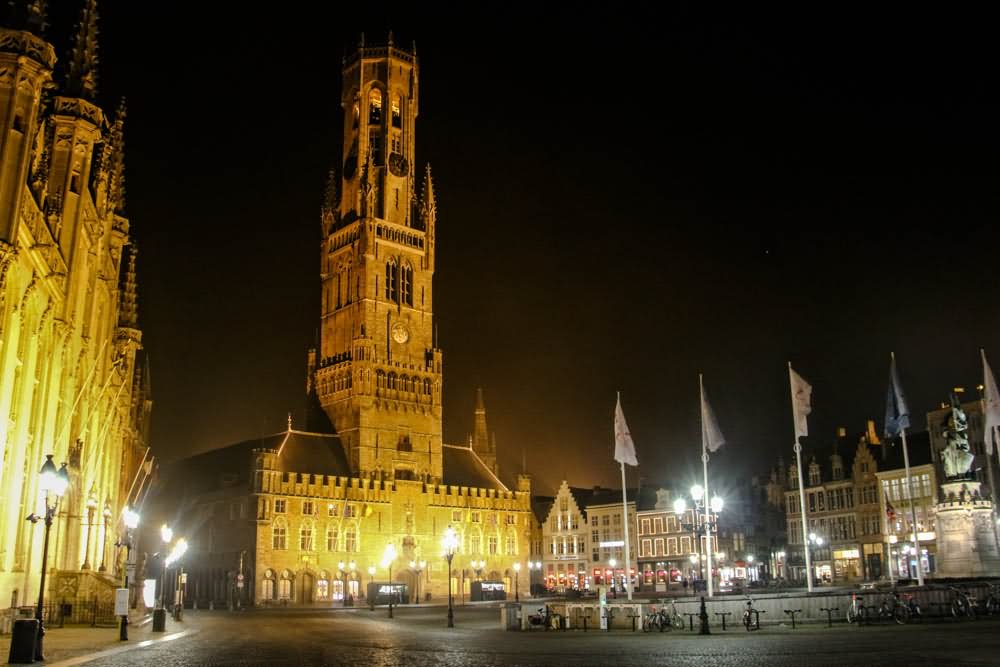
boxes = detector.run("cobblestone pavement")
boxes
[13,605,1000,667]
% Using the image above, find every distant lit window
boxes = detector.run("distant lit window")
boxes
[471,512,480,523]
[506,534,516,554]
[345,527,357,552]
[327,527,339,551]
[369,89,383,124]
[274,499,286,514]
[300,521,314,551]
[303,501,314,515]
[452,510,463,522]
[328,504,338,517]
[401,264,412,306]
[488,536,498,555]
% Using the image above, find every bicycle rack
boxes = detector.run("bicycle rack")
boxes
[714,611,732,630]
[783,609,802,629]
[820,606,839,628]
[683,612,699,631]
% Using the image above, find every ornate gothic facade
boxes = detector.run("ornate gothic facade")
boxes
[0,2,151,610]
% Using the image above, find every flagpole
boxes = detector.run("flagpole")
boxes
[617,391,634,601]
[892,352,924,587]
[620,460,633,601]
[699,374,714,598]
[789,362,813,593]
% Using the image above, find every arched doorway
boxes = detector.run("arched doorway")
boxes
[300,571,315,604]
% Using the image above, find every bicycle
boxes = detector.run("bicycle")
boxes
[901,592,922,620]
[846,592,868,625]
[642,607,669,632]
[949,585,977,620]
[981,583,1000,616]
[743,595,763,631]
[875,592,909,625]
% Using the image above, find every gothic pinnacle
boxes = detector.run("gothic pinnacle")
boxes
[118,243,138,328]
[421,163,436,217]
[66,0,100,101]
[110,97,127,214]
[4,0,48,34]
[387,29,394,46]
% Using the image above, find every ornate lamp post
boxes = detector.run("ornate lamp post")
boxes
[164,538,188,621]
[118,506,140,641]
[442,525,458,628]
[512,562,521,602]
[381,542,397,618]
[367,565,376,611]
[19,455,70,661]
[673,487,723,593]
[153,524,173,632]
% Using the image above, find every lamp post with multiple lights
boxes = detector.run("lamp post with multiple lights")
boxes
[673,485,724,595]
[442,526,459,628]
[19,455,70,661]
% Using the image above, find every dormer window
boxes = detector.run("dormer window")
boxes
[369,89,383,125]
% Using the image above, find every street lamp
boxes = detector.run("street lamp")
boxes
[338,561,347,606]
[118,506,140,641]
[409,560,425,604]
[82,489,98,570]
[152,524,173,632]
[99,500,112,572]
[673,487,723,593]
[512,562,521,602]
[15,455,70,662]
[367,565,376,611]
[164,538,188,621]
[442,525,459,628]
[808,533,824,585]
[381,542,397,618]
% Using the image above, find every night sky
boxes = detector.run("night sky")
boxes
[45,3,1000,495]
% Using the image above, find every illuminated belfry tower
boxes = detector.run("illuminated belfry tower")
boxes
[310,33,443,483]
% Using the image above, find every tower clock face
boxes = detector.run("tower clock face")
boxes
[391,322,410,344]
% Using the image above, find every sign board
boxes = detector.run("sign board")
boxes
[114,588,129,616]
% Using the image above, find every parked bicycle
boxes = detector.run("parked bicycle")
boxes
[846,592,868,625]
[651,599,684,631]
[981,583,1000,616]
[528,605,562,629]
[901,592,922,620]
[743,595,763,631]
[949,585,977,620]
[874,592,910,625]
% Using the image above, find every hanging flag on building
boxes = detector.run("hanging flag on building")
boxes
[884,353,910,439]
[885,492,897,524]
[982,349,1000,456]
[700,380,726,453]
[613,393,638,466]
[789,366,812,441]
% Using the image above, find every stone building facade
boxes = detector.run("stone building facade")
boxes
[0,2,151,611]
[152,38,531,608]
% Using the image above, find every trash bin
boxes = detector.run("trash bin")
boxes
[8,618,39,664]
[500,602,522,630]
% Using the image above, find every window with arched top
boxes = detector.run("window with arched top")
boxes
[391,95,402,128]
[401,264,413,306]
[388,372,397,390]
[300,519,315,551]
[385,261,398,302]
[272,517,287,550]
[369,89,383,124]
[423,378,431,395]
[327,525,339,551]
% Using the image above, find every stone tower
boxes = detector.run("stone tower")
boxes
[311,35,443,483]
[471,387,497,475]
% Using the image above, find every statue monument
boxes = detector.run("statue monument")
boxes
[934,393,1000,577]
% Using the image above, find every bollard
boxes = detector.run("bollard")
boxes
[784,609,802,629]
[698,596,711,635]
[820,607,838,628]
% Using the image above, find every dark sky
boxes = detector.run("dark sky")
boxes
[48,3,1000,495]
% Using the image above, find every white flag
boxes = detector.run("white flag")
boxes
[789,365,812,441]
[983,349,1000,455]
[613,394,638,466]
[700,380,726,453]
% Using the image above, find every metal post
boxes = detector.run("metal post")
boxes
[388,562,393,618]
[447,554,454,627]
[120,541,130,641]
[698,596,711,635]
[33,506,55,660]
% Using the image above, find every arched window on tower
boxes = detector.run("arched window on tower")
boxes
[368,89,383,125]
[385,260,398,302]
[391,95,402,128]
[401,264,413,306]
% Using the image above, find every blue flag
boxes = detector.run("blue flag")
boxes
[884,354,910,439]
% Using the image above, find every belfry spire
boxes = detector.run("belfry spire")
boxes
[65,0,100,101]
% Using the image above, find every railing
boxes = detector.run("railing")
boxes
[0,597,119,633]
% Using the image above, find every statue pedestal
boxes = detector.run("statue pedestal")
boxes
[935,481,1000,578]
